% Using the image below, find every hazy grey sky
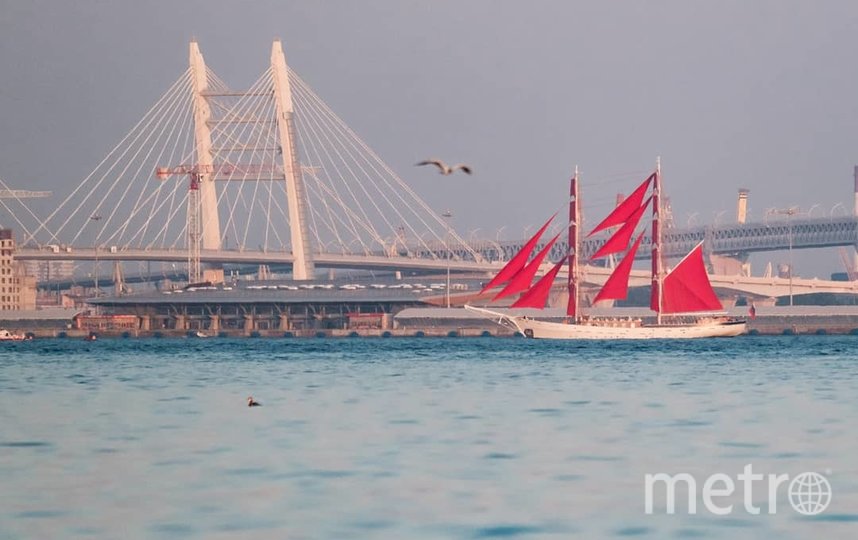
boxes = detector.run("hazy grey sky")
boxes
[2,1,857,276]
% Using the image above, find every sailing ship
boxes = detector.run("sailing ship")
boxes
[466,160,747,339]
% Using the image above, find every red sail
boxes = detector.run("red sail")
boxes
[511,260,564,309]
[590,196,652,260]
[661,242,723,314]
[480,214,556,294]
[592,232,644,303]
[493,234,560,301]
[588,173,654,236]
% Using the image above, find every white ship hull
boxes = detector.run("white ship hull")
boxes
[465,306,746,340]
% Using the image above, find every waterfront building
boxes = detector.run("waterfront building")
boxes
[0,229,36,311]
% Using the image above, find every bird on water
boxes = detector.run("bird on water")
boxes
[415,159,472,175]
[247,396,261,407]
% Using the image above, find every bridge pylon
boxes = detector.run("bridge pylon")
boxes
[271,40,314,280]
[189,40,223,283]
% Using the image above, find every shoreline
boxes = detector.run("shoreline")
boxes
[5,323,858,339]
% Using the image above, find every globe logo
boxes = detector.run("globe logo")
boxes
[788,472,832,515]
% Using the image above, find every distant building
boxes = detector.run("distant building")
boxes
[0,229,36,310]
[23,259,75,283]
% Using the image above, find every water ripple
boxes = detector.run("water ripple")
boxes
[2,336,857,539]
[472,524,546,538]
[0,441,52,448]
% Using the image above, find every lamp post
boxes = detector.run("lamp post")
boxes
[714,210,727,226]
[831,202,845,218]
[442,210,453,308]
[469,228,482,246]
[767,207,798,306]
[495,226,506,263]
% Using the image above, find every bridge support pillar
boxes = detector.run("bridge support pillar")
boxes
[709,253,750,277]
[202,268,223,284]
[113,261,125,296]
[720,296,739,308]
[279,314,290,331]
[140,316,151,331]
[243,315,255,334]
[551,289,571,309]
[174,315,187,331]
[578,290,597,308]
[209,315,220,333]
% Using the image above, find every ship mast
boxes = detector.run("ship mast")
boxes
[567,167,579,321]
[651,157,664,324]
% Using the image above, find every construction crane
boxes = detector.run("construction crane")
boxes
[154,164,285,284]
[155,166,207,284]
[0,190,51,198]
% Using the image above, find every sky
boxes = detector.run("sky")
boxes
[2,0,858,277]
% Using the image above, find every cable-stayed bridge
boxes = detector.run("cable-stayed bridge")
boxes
[12,40,481,283]
[5,40,858,297]
[464,214,858,263]
[18,214,858,267]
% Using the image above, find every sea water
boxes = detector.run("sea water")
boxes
[0,337,856,539]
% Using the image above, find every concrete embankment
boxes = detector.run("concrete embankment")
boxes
[16,328,516,339]
[7,306,858,338]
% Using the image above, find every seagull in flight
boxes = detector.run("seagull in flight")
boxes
[415,159,472,176]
